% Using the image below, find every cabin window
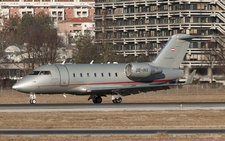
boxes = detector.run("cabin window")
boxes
[80,73,83,77]
[94,73,97,77]
[108,73,111,77]
[101,73,104,77]
[73,73,75,77]
[87,73,89,77]
[29,71,40,75]
[39,71,51,75]
[115,73,118,77]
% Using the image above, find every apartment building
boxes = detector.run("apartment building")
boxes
[58,17,95,44]
[0,0,95,27]
[94,0,225,81]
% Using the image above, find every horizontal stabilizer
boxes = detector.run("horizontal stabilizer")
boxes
[184,70,196,85]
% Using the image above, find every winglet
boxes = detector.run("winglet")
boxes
[184,69,196,85]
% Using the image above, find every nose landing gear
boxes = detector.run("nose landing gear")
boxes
[30,93,36,104]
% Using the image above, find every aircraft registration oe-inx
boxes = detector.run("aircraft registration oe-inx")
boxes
[12,34,196,104]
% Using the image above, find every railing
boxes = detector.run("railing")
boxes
[212,36,225,47]
[217,12,225,23]
[217,0,225,10]
[217,24,225,34]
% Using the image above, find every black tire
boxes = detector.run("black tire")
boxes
[116,97,122,103]
[30,99,36,104]
[112,99,117,103]
[112,97,122,104]
[95,96,102,103]
[92,96,102,104]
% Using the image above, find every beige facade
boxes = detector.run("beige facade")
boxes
[58,18,93,33]
[94,0,225,81]
[58,17,94,44]
[0,0,94,27]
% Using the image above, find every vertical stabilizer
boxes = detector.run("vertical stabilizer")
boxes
[153,34,193,68]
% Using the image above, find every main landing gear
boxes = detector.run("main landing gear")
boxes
[88,95,102,104]
[112,95,122,104]
[88,95,122,104]
[30,93,36,104]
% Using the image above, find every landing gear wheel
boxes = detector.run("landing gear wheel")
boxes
[92,96,102,104]
[112,97,122,104]
[32,99,36,104]
[30,99,36,104]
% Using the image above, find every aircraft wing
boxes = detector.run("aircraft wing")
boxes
[83,83,173,96]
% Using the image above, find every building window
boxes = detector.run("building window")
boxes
[190,4,193,10]
[150,5,157,11]
[163,5,168,10]
[197,4,204,10]
[197,42,201,48]
[190,29,197,35]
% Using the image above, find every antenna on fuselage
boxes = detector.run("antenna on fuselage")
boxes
[62,60,66,64]
[90,60,94,64]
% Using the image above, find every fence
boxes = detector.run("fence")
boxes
[157,83,225,95]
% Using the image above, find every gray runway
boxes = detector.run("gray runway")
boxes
[1,103,225,135]
[1,128,225,135]
[0,102,225,112]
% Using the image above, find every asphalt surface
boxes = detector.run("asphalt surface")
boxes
[1,102,225,135]
[1,102,225,112]
[1,128,225,135]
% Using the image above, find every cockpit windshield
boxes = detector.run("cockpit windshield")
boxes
[39,71,51,75]
[29,71,40,75]
[29,71,51,75]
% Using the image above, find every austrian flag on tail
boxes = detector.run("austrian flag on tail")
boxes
[171,48,175,52]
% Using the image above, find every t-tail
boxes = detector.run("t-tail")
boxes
[153,34,193,68]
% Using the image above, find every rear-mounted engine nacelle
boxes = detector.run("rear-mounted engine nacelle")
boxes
[125,63,162,78]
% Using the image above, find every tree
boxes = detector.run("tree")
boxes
[23,15,63,72]
[95,9,116,63]
[2,15,20,45]
[2,12,64,75]
[204,36,225,83]
[0,13,13,79]
[16,14,34,45]
[73,31,100,63]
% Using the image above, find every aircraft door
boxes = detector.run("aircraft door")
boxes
[56,65,70,86]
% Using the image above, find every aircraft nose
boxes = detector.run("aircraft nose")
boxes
[12,83,22,91]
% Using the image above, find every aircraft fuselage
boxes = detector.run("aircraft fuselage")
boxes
[13,63,183,95]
